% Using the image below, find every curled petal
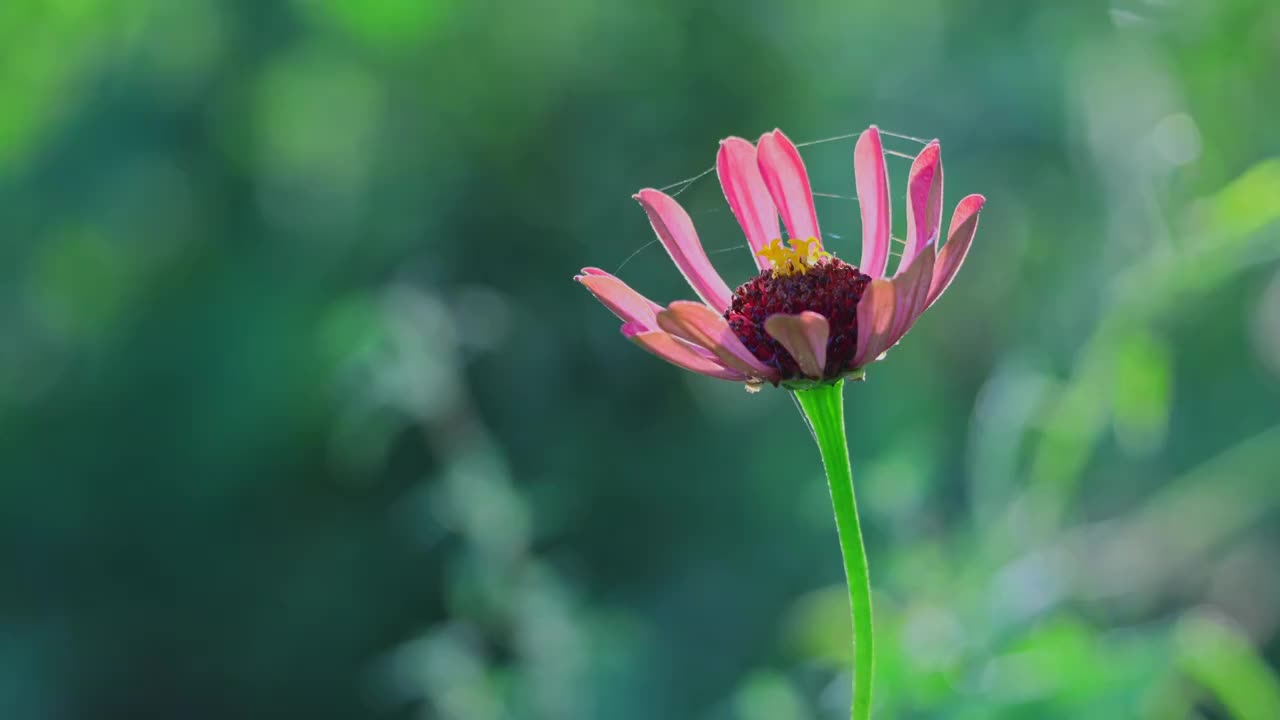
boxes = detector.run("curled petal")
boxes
[634,189,733,313]
[854,278,895,368]
[757,129,821,244]
[927,194,985,309]
[763,312,830,379]
[887,245,936,348]
[899,142,943,275]
[854,126,892,279]
[718,137,781,271]
[657,301,781,383]
[576,270,663,331]
[623,322,748,381]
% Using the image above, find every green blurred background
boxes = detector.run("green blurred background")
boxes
[3,0,1279,718]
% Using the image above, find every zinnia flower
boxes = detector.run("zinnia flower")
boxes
[576,126,986,719]
[576,127,985,389]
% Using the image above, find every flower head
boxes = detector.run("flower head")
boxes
[577,127,985,390]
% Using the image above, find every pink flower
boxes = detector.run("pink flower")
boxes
[577,127,985,389]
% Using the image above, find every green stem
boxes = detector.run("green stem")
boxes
[794,380,874,720]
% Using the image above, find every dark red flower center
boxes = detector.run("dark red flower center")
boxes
[724,257,872,381]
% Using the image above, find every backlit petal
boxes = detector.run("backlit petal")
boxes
[634,188,733,313]
[899,142,943,275]
[718,137,781,271]
[623,322,748,381]
[854,278,895,367]
[854,126,892,278]
[576,271,662,330]
[764,311,829,378]
[757,130,821,244]
[926,194,985,309]
[657,301,781,383]
[887,245,936,347]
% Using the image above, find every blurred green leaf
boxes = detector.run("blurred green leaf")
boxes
[1176,610,1280,720]
[1111,330,1172,456]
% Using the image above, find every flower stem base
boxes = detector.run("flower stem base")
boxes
[794,380,874,720]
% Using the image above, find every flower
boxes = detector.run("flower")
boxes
[576,127,985,390]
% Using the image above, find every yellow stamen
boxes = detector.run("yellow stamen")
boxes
[756,237,828,277]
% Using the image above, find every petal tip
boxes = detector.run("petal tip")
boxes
[620,321,645,337]
[633,188,662,204]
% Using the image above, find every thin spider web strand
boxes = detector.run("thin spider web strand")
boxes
[613,239,658,274]
[655,128,911,198]
[800,129,930,147]
[618,128,925,272]
[796,131,862,148]
[659,165,716,196]
[655,130,921,197]
[661,170,711,195]
[879,129,931,144]
[706,244,750,256]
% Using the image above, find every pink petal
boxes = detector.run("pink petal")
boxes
[756,129,821,244]
[854,126,892,279]
[634,189,734,314]
[657,301,781,383]
[926,194,985,309]
[576,271,663,330]
[887,245,936,348]
[623,322,748,381]
[718,137,781,271]
[853,278,895,367]
[764,312,830,378]
[899,142,943,275]
[577,270,716,360]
